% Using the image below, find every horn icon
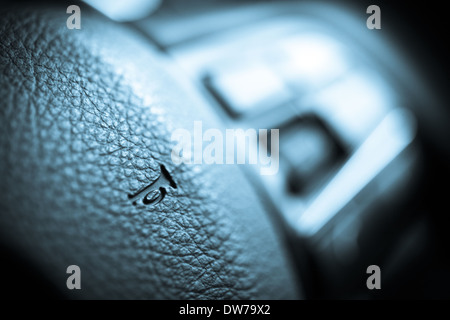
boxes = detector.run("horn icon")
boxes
[128,164,177,206]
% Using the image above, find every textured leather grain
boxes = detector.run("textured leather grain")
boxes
[0,2,300,299]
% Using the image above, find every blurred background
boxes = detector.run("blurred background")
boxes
[91,0,449,299]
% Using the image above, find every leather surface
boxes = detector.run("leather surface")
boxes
[0,2,301,299]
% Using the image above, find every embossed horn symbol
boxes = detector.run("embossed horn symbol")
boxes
[128,164,177,206]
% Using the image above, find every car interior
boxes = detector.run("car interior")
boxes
[1,0,449,299]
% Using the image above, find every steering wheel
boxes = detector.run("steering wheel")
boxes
[1,1,449,299]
